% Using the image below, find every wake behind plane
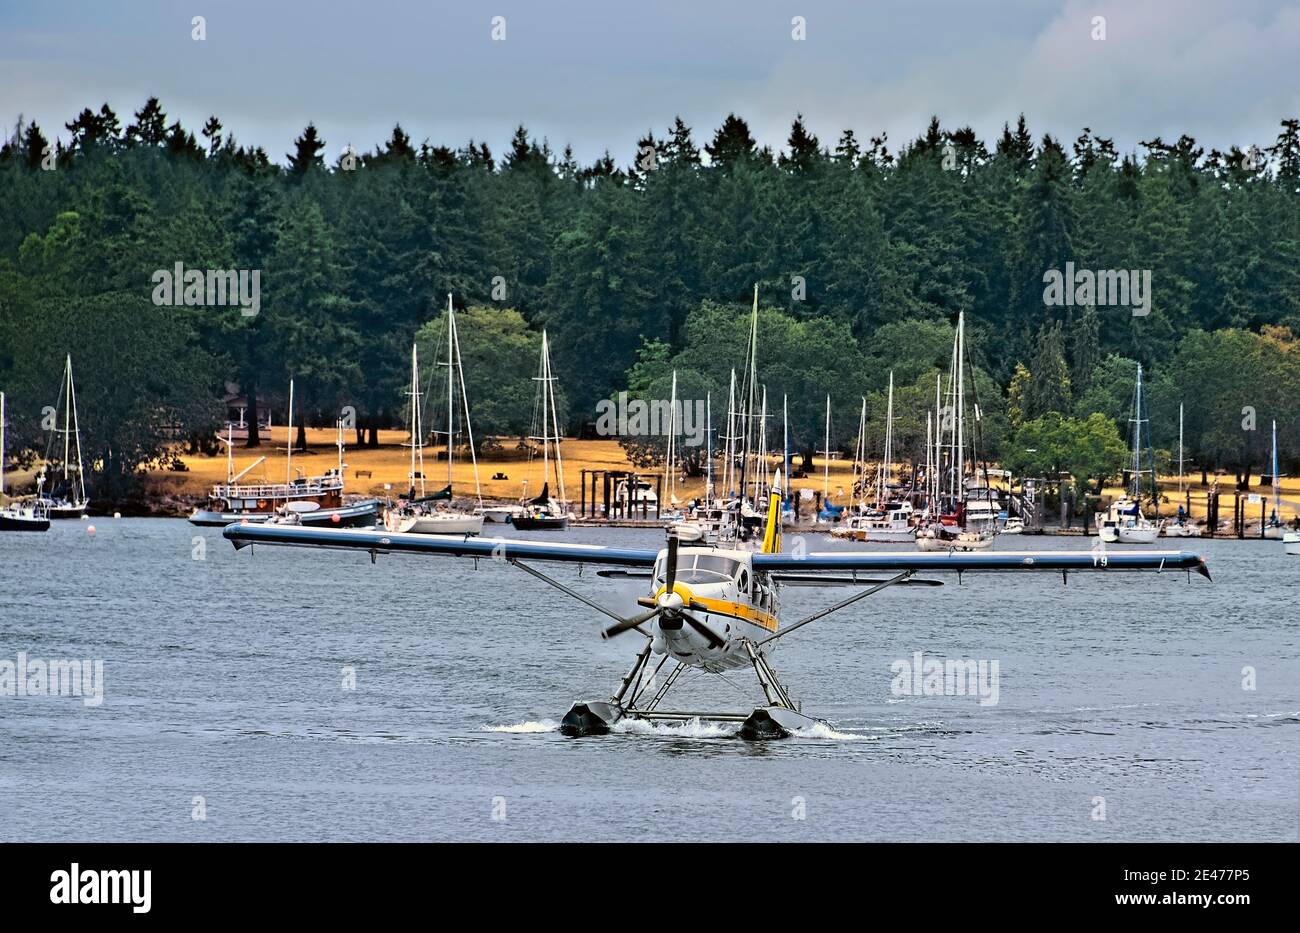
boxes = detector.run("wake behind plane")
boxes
[223,471,1209,739]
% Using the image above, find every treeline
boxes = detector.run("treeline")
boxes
[0,98,1298,498]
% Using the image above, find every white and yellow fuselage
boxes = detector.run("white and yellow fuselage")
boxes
[648,484,785,672]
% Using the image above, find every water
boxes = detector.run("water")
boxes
[0,519,1296,841]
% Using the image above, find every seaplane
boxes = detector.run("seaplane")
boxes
[222,471,1210,739]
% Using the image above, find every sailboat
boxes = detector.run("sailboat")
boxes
[916,312,993,551]
[675,287,768,546]
[1261,420,1287,540]
[513,330,570,530]
[1,391,51,531]
[833,373,915,542]
[38,355,89,518]
[386,297,485,535]
[1095,364,1159,544]
[191,381,380,527]
[1162,402,1201,537]
[658,370,685,523]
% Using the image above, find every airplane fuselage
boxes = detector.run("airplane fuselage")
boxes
[646,546,779,672]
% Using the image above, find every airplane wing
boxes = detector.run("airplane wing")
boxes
[222,522,660,567]
[752,549,1210,578]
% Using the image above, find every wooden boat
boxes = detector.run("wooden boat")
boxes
[189,386,380,527]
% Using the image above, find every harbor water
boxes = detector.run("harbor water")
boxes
[1,519,1296,841]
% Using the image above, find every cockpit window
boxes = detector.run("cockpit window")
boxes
[654,553,744,586]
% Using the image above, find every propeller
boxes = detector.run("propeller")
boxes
[601,535,724,649]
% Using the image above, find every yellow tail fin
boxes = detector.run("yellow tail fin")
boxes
[761,470,783,553]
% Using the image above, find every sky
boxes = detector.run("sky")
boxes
[1,0,1297,166]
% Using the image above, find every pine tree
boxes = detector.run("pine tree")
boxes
[287,123,326,176]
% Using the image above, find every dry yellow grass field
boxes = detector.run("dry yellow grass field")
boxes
[122,428,1300,523]
[147,428,864,506]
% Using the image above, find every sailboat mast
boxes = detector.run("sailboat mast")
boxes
[955,313,965,502]
[1131,364,1144,500]
[754,386,768,504]
[705,392,713,508]
[449,299,483,507]
[68,358,85,502]
[286,378,294,484]
[665,370,677,506]
[543,332,566,506]
[925,411,933,514]
[1177,402,1184,496]
[1,392,6,499]
[884,371,895,506]
[62,355,71,481]
[540,331,550,496]
[1273,420,1281,519]
[739,285,759,504]
[447,295,455,488]
[855,397,865,506]
[782,394,789,500]
[723,370,736,498]
[822,395,830,501]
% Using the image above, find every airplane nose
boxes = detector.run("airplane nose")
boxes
[657,590,684,612]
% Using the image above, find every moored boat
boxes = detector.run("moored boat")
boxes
[1,391,52,532]
[190,392,379,528]
[37,355,90,518]
[1096,364,1159,544]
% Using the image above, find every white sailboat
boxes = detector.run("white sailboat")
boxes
[1096,364,1159,544]
[514,329,571,530]
[916,312,993,551]
[39,354,89,519]
[1263,420,1287,540]
[659,370,685,523]
[1162,402,1201,537]
[387,296,485,535]
[834,372,915,542]
[1276,418,1299,554]
[1,391,51,531]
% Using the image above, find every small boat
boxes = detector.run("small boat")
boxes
[477,504,523,523]
[382,299,485,536]
[1096,499,1159,543]
[1285,531,1300,556]
[832,502,916,542]
[1162,402,1201,538]
[190,394,379,527]
[38,355,90,518]
[266,497,381,528]
[1001,516,1025,535]
[915,524,994,551]
[1264,421,1288,540]
[1161,517,1201,538]
[1096,364,1159,544]
[915,313,994,552]
[512,483,570,530]
[0,391,51,532]
[514,330,570,531]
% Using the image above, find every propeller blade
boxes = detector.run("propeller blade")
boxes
[681,612,724,649]
[664,534,679,594]
[600,606,660,641]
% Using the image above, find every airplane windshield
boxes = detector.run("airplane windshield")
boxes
[655,554,743,586]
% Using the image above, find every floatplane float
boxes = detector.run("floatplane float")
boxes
[223,470,1210,739]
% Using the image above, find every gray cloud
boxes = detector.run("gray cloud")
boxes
[0,0,1295,165]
